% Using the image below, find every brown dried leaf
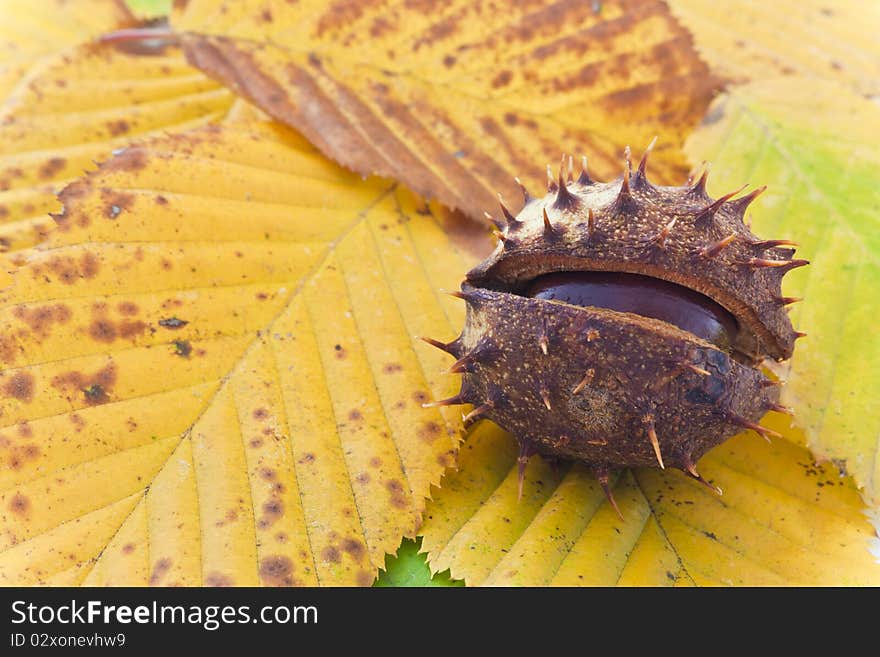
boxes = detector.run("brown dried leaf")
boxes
[172,0,720,222]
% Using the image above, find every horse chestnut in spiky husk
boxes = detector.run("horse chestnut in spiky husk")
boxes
[423,143,807,513]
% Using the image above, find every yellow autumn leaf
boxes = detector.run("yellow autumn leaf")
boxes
[685,78,880,508]
[0,120,472,586]
[171,0,720,223]
[0,43,233,256]
[420,415,880,585]
[668,0,880,96]
[0,0,132,100]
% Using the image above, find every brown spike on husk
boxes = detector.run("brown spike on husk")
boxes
[700,233,738,258]
[643,415,665,469]
[694,184,748,222]
[748,238,799,250]
[681,455,723,495]
[726,185,766,216]
[542,208,559,236]
[689,166,709,198]
[497,193,519,226]
[727,413,782,441]
[539,386,552,411]
[546,164,558,192]
[577,155,593,185]
[422,393,467,408]
[635,136,657,182]
[517,442,535,502]
[572,368,595,394]
[463,400,495,425]
[418,335,459,356]
[743,258,810,270]
[595,467,622,520]
[514,176,531,203]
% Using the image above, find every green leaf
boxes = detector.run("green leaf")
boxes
[376,539,463,587]
[126,0,171,17]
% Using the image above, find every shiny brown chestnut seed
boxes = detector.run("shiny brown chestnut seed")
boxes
[525,271,738,351]
[423,146,805,513]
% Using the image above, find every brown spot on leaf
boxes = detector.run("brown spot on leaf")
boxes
[341,538,365,560]
[412,390,429,404]
[253,408,269,420]
[259,467,276,481]
[412,15,458,50]
[348,409,363,422]
[205,572,234,586]
[9,493,30,516]
[38,157,66,180]
[3,372,34,402]
[370,16,393,37]
[298,452,315,464]
[117,302,139,316]
[80,252,100,278]
[321,546,341,563]
[249,437,264,449]
[356,570,375,587]
[315,0,383,36]
[106,120,130,136]
[355,472,370,485]
[383,362,403,374]
[44,253,99,284]
[105,148,147,173]
[89,319,117,343]
[149,558,172,586]
[418,421,442,443]
[258,498,284,529]
[51,362,117,405]
[173,340,192,357]
[83,384,109,404]
[492,70,513,88]
[386,479,408,508]
[122,543,136,555]
[0,335,18,364]
[12,303,72,338]
[369,456,382,468]
[259,555,295,586]
[334,344,347,359]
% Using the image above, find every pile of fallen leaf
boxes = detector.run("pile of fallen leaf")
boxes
[0,0,877,586]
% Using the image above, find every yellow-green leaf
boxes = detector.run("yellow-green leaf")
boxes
[668,0,880,96]
[0,120,472,586]
[420,416,880,585]
[0,0,132,100]
[171,0,720,223]
[685,77,880,509]
[0,44,233,256]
